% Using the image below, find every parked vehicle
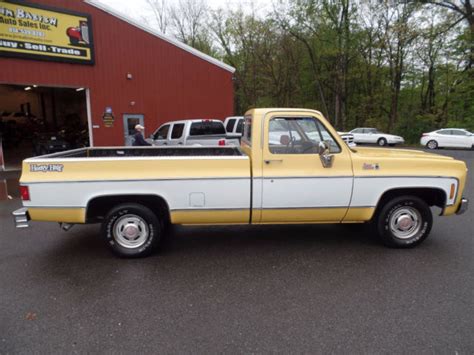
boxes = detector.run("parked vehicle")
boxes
[32,131,70,156]
[13,108,468,258]
[420,129,474,150]
[148,119,239,146]
[350,128,404,146]
[224,116,244,138]
[337,132,356,147]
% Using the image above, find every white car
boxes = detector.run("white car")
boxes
[420,128,474,150]
[350,128,405,146]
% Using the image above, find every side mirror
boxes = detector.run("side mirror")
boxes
[318,141,333,168]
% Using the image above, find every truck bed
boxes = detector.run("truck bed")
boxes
[20,146,251,226]
[39,146,244,159]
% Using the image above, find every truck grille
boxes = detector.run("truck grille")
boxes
[339,133,354,146]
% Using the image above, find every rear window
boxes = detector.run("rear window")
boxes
[171,123,185,139]
[190,121,225,136]
[226,119,236,133]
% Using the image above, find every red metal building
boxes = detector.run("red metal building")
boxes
[0,0,235,148]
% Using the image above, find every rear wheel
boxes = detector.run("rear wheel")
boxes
[102,203,161,258]
[376,196,432,248]
[377,138,387,146]
[426,140,438,150]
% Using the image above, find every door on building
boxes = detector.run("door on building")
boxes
[123,114,144,146]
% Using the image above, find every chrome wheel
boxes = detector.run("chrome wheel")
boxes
[113,214,149,249]
[389,207,421,240]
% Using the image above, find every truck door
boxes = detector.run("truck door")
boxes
[153,124,170,146]
[168,123,185,145]
[260,114,353,223]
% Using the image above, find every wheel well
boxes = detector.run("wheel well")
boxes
[86,194,170,224]
[375,188,446,214]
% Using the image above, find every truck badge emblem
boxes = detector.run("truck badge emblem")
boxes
[363,163,380,170]
[30,164,64,172]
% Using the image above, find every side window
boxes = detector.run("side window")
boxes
[236,119,244,134]
[438,130,451,135]
[242,116,252,145]
[451,129,467,136]
[154,124,169,140]
[352,128,362,134]
[171,123,185,139]
[268,117,340,155]
[226,119,236,133]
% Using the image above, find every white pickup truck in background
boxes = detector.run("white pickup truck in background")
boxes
[224,116,244,138]
[148,119,240,146]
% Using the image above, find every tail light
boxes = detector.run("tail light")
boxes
[449,183,456,200]
[218,139,226,146]
[19,185,30,201]
[421,133,428,137]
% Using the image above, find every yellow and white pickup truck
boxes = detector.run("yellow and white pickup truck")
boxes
[13,108,469,257]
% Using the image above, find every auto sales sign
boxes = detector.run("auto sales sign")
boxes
[0,0,94,64]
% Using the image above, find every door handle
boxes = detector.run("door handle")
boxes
[264,159,283,164]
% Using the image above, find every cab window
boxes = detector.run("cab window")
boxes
[154,124,170,140]
[242,116,252,145]
[268,117,341,154]
[226,119,236,133]
[171,123,185,139]
[236,119,244,134]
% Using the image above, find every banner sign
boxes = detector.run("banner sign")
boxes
[0,0,94,64]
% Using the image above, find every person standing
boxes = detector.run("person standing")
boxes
[132,124,151,146]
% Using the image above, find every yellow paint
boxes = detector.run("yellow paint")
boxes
[258,208,348,223]
[171,209,249,224]
[0,2,93,62]
[21,157,250,184]
[28,208,86,223]
[343,207,375,222]
[21,108,468,226]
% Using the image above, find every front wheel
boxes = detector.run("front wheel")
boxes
[102,203,161,258]
[377,138,387,146]
[376,196,432,248]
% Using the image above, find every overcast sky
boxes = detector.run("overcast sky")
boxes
[97,0,271,24]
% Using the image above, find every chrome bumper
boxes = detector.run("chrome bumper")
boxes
[456,198,469,215]
[12,207,30,228]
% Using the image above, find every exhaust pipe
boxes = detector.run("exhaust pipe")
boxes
[59,223,75,231]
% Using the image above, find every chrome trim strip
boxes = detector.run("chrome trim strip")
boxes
[171,206,374,212]
[170,208,248,212]
[25,205,85,209]
[24,155,249,163]
[23,177,251,184]
[263,176,352,180]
